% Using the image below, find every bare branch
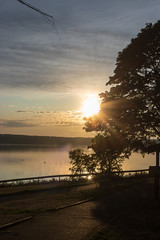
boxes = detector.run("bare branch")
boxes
[17,0,59,35]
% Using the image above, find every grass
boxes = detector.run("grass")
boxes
[0,179,93,196]
[88,225,126,240]
[0,207,43,215]
[0,176,144,202]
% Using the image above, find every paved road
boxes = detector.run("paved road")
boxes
[0,201,102,240]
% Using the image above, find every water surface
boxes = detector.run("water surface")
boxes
[0,145,156,180]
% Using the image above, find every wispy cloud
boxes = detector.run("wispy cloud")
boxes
[0,119,36,128]
[2,109,84,129]
[0,0,160,136]
[1,0,159,92]
[16,110,51,114]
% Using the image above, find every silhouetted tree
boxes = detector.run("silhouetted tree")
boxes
[69,21,160,175]
[85,21,160,151]
[69,133,127,175]
[69,149,97,174]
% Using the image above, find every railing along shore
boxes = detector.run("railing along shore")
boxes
[0,169,149,185]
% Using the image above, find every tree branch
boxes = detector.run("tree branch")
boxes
[17,0,58,35]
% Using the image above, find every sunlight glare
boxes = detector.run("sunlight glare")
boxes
[82,94,101,117]
[88,175,92,180]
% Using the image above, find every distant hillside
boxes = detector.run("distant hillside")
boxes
[0,134,91,147]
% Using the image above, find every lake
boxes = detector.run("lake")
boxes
[0,144,156,180]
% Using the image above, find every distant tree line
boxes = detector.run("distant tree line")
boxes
[0,134,91,147]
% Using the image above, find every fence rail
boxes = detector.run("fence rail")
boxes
[0,169,149,184]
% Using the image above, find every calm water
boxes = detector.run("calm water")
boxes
[0,145,156,180]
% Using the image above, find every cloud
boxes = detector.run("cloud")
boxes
[0,119,36,128]
[0,0,160,137]
[16,110,51,114]
[5,109,84,129]
[16,110,27,113]
[52,121,82,127]
[1,0,159,92]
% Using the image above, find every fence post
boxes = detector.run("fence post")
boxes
[155,151,160,200]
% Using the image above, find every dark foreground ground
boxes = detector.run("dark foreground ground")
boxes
[0,177,160,240]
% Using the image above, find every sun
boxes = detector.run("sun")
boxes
[82,94,101,117]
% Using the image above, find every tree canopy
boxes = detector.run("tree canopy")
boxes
[69,21,160,176]
[69,133,125,175]
[85,21,160,151]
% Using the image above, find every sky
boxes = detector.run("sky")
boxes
[0,0,160,137]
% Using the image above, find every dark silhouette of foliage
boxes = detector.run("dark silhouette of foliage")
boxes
[69,149,97,174]
[90,133,130,172]
[85,21,160,151]
[70,21,160,175]
[69,133,127,175]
